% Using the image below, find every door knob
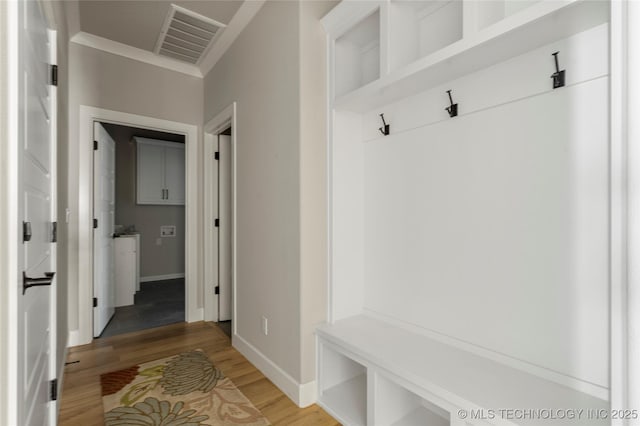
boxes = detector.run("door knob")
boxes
[23,271,55,294]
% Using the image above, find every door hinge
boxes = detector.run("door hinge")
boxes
[93,297,98,307]
[214,152,219,160]
[215,286,219,295]
[51,221,57,243]
[93,140,98,150]
[23,221,32,243]
[49,379,58,401]
[93,218,98,229]
[50,65,58,87]
[215,218,219,227]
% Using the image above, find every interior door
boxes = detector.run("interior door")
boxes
[17,1,56,424]
[93,122,116,337]
[219,134,232,321]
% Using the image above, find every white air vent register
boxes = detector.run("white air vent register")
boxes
[155,4,226,64]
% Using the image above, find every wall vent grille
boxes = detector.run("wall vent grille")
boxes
[155,4,226,64]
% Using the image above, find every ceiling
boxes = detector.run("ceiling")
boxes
[78,1,244,53]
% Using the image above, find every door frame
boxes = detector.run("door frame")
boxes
[47,26,59,426]
[0,2,20,423]
[74,106,199,346]
[204,103,237,333]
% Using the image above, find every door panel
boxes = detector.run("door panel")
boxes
[165,144,186,204]
[137,142,165,204]
[93,122,116,337]
[219,134,232,322]
[17,0,55,424]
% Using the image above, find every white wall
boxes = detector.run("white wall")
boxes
[360,24,610,389]
[67,43,203,332]
[203,0,334,399]
[204,0,301,383]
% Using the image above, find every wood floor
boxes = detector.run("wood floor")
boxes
[58,321,340,425]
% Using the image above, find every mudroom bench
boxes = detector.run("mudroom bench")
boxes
[316,315,608,426]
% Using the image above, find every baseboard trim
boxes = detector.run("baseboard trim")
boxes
[67,329,80,348]
[232,333,317,407]
[298,380,318,407]
[187,307,203,323]
[54,336,69,421]
[140,273,185,283]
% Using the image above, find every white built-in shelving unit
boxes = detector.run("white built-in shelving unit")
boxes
[319,1,613,425]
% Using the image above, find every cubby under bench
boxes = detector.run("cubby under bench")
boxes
[317,315,608,426]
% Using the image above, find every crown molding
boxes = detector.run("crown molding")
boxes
[198,0,266,76]
[69,0,265,79]
[70,31,204,78]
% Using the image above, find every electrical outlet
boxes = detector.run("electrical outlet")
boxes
[261,316,268,336]
[156,238,162,246]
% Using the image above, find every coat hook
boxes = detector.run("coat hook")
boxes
[379,113,390,136]
[445,90,458,118]
[551,51,565,89]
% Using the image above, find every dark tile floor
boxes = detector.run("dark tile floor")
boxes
[100,278,185,338]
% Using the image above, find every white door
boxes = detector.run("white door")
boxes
[93,122,116,336]
[219,134,232,321]
[16,1,57,424]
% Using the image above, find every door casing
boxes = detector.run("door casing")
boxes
[204,103,237,335]
[72,106,199,346]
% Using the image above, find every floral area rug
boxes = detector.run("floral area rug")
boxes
[100,349,271,426]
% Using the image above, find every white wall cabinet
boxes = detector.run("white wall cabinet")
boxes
[135,137,185,205]
[320,0,612,424]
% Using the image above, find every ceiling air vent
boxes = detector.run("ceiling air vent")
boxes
[155,4,226,65]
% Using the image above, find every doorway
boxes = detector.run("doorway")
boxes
[217,126,233,336]
[73,105,199,347]
[204,103,236,339]
[92,122,187,338]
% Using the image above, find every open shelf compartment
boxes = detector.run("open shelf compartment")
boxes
[333,0,608,112]
[474,0,541,31]
[319,342,368,426]
[389,0,463,71]
[335,9,381,98]
[373,372,450,426]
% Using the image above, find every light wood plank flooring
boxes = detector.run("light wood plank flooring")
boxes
[59,321,339,425]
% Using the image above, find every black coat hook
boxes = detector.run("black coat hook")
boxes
[551,51,565,89]
[379,113,390,136]
[445,90,458,118]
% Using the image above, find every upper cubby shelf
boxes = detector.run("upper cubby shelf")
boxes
[389,0,463,72]
[323,0,609,113]
[335,9,381,98]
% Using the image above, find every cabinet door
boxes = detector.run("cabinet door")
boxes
[137,142,166,204]
[114,237,136,307]
[164,144,185,205]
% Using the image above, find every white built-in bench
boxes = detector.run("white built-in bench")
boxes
[316,315,609,426]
